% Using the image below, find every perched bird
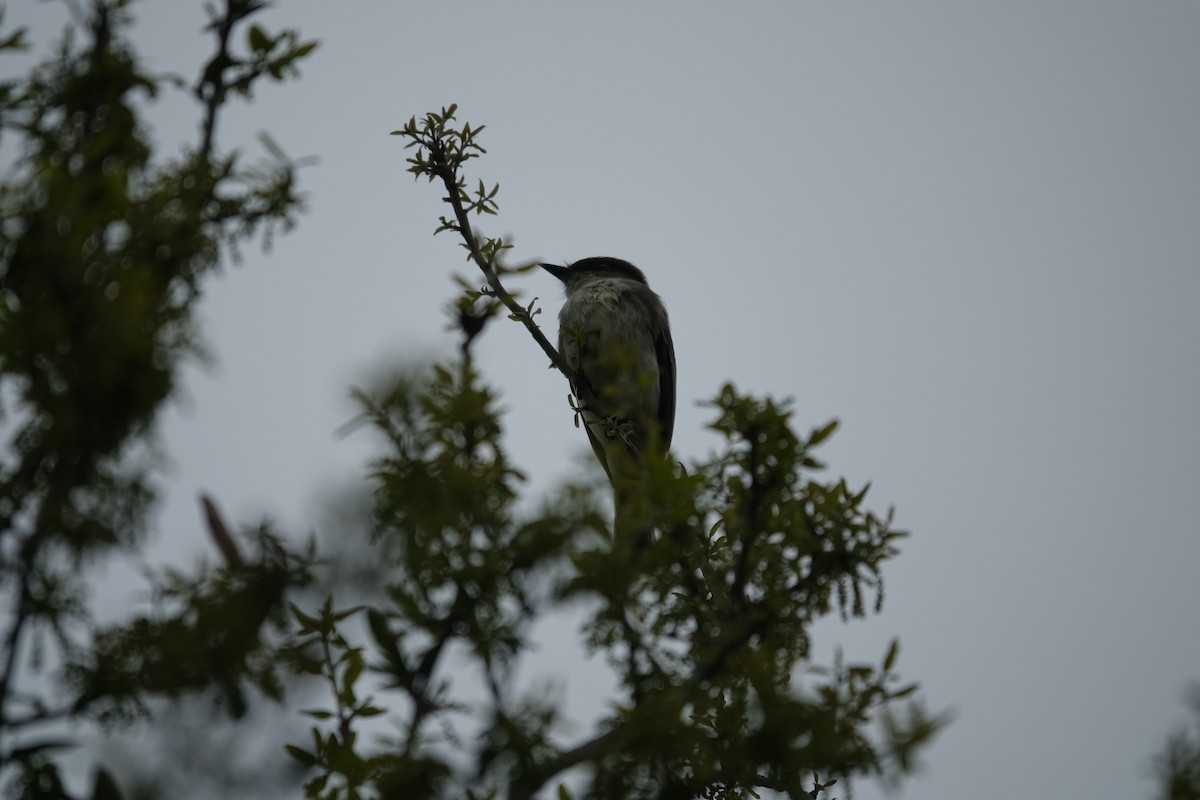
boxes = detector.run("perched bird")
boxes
[541,257,675,539]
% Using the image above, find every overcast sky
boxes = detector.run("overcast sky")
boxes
[6,2,1200,799]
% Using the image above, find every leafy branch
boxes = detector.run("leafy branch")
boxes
[392,105,636,461]
[283,598,384,800]
[393,107,556,358]
[0,0,317,794]
[195,0,318,161]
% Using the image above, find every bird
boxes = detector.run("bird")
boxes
[541,257,675,541]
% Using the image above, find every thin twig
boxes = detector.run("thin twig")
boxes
[425,139,567,376]
[418,135,624,439]
[0,576,30,730]
[195,1,238,162]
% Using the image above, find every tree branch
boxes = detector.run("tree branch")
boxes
[406,118,622,438]
[0,577,31,730]
[195,0,240,163]
[424,137,568,377]
[0,529,40,746]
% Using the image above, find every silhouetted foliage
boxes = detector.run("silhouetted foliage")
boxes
[1151,684,1200,800]
[0,1,316,797]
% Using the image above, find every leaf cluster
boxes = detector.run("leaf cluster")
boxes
[393,106,502,257]
[284,361,607,800]
[280,358,945,800]
[1151,683,1200,800]
[0,2,316,797]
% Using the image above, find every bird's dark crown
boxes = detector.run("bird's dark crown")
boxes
[541,257,648,286]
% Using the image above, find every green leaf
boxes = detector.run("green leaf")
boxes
[301,708,334,720]
[292,40,319,60]
[247,24,270,53]
[285,745,318,767]
[883,638,900,671]
[333,604,365,622]
[90,768,125,800]
[290,602,320,632]
[809,418,839,446]
[342,652,364,689]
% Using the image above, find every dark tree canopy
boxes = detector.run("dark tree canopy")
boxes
[0,1,316,796]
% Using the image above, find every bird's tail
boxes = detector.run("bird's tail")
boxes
[612,470,655,551]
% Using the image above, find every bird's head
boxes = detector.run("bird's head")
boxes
[540,257,650,293]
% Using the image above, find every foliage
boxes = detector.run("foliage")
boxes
[281,358,942,800]
[0,1,317,797]
[1151,683,1200,800]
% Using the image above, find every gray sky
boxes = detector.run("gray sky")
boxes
[7,2,1200,798]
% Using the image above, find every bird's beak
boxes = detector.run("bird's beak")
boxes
[540,263,569,282]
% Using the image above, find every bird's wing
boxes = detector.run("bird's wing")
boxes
[582,416,613,480]
[561,324,614,480]
[656,325,676,451]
